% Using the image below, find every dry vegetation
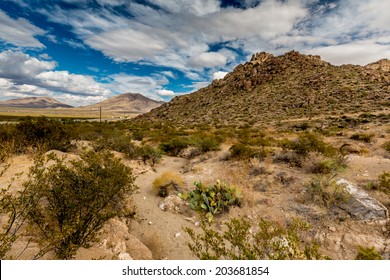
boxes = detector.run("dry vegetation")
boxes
[1,52,389,260]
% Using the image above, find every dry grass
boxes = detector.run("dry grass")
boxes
[152,171,184,197]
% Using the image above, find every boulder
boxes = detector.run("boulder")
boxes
[336,179,388,220]
[125,235,153,260]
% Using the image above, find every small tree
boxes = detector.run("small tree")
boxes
[23,151,137,259]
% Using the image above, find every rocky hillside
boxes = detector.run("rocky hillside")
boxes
[0,97,73,108]
[135,51,390,126]
[83,93,163,114]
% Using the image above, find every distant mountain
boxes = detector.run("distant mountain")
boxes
[134,51,390,127]
[83,93,164,114]
[0,97,73,108]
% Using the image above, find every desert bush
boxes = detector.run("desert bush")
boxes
[139,145,161,166]
[152,172,184,197]
[14,117,72,152]
[355,246,383,260]
[382,141,390,153]
[95,133,139,158]
[305,176,350,208]
[366,172,390,195]
[20,151,137,259]
[0,140,14,176]
[229,142,267,160]
[350,133,375,143]
[159,137,189,156]
[179,180,242,223]
[189,133,221,153]
[273,151,303,167]
[281,133,336,157]
[310,157,346,174]
[185,217,329,260]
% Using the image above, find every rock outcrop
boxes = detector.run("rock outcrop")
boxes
[336,179,388,221]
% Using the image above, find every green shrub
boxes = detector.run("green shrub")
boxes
[273,151,303,167]
[305,177,350,208]
[139,145,161,166]
[95,133,139,158]
[310,157,346,174]
[282,133,336,157]
[229,142,266,160]
[366,172,390,194]
[350,133,375,143]
[355,246,383,260]
[13,117,72,152]
[185,217,329,260]
[159,137,189,156]
[190,133,221,153]
[382,141,390,153]
[21,151,137,259]
[179,180,242,222]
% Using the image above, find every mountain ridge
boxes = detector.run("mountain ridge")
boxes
[81,93,164,114]
[0,96,73,108]
[134,50,390,127]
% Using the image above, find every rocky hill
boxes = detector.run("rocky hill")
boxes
[134,51,390,127]
[83,93,163,114]
[0,97,73,108]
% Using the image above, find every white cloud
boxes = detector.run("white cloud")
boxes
[86,28,166,61]
[161,71,176,79]
[0,50,56,81]
[307,40,390,66]
[0,51,112,106]
[156,89,175,97]
[188,52,228,68]
[36,71,110,96]
[149,0,221,16]
[212,71,228,80]
[0,9,45,48]
[106,73,170,101]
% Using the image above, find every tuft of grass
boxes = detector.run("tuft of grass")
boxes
[305,176,350,208]
[152,172,184,197]
[382,141,390,153]
[365,172,390,195]
[229,142,267,160]
[310,157,346,174]
[355,246,383,260]
[350,133,375,143]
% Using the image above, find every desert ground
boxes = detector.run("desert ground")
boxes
[1,113,389,260]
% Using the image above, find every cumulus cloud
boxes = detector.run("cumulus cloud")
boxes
[0,50,56,82]
[188,52,227,68]
[86,28,166,61]
[156,89,175,97]
[0,50,111,105]
[306,40,390,66]
[0,9,45,48]
[106,73,171,101]
[212,71,228,80]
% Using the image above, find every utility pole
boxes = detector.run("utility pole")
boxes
[99,106,102,123]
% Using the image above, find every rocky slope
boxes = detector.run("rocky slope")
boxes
[83,93,163,114]
[135,51,390,126]
[0,97,73,108]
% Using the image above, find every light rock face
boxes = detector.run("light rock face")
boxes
[91,218,152,260]
[366,59,390,72]
[336,179,388,220]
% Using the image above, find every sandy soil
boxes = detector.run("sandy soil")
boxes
[1,134,389,260]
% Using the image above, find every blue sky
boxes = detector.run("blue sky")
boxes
[0,0,389,106]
